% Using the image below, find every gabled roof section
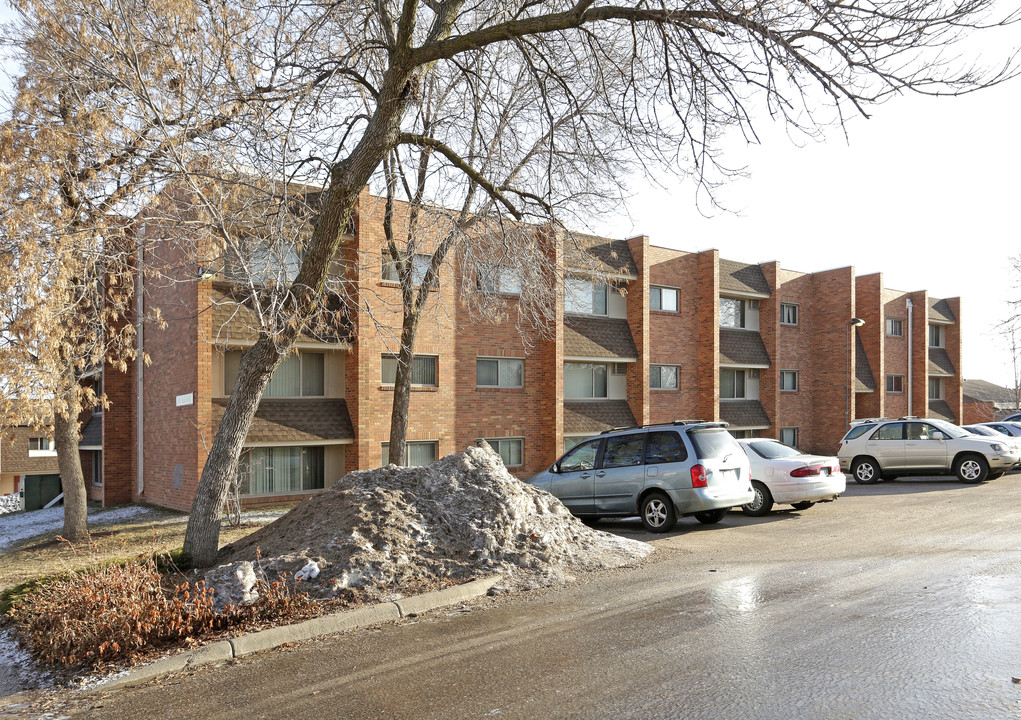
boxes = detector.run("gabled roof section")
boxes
[719,328,770,366]
[79,414,103,449]
[208,283,354,347]
[928,298,955,323]
[719,400,770,428]
[962,379,1016,404]
[564,233,637,277]
[564,400,636,435]
[855,331,877,392]
[928,348,956,376]
[719,259,770,296]
[213,399,354,444]
[928,400,956,423]
[564,317,638,360]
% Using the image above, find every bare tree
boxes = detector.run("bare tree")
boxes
[0,0,263,540]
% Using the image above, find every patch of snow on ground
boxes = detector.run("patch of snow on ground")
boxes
[0,494,21,515]
[0,504,155,556]
[0,626,52,697]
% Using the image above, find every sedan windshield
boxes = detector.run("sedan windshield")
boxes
[965,426,1000,437]
[745,440,802,460]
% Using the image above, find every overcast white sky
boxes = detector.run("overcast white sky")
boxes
[602,76,1020,388]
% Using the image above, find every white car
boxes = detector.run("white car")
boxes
[737,438,846,516]
[962,425,1021,459]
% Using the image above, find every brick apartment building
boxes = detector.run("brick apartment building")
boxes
[80,190,964,511]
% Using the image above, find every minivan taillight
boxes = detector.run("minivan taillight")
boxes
[790,464,823,477]
[691,464,708,488]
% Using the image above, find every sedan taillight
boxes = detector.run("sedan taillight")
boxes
[790,464,824,477]
[691,464,708,488]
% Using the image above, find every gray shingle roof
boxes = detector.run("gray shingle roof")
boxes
[719,400,770,428]
[212,399,354,444]
[928,400,956,422]
[208,283,353,346]
[928,348,956,376]
[563,400,636,434]
[962,379,1016,404]
[719,328,770,366]
[928,298,955,323]
[79,414,103,449]
[719,259,770,295]
[564,233,638,277]
[855,331,877,392]
[564,316,638,360]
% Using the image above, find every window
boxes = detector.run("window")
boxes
[225,238,302,285]
[482,438,524,467]
[611,363,627,376]
[780,303,799,326]
[564,363,608,398]
[565,277,607,315]
[92,452,103,487]
[382,253,433,285]
[720,368,746,399]
[91,376,103,415]
[719,297,745,328]
[558,438,600,472]
[875,423,904,440]
[382,441,438,467]
[780,370,799,392]
[907,422,939,440]
[929,324,945,348]
[28,437,55,456]
[479,265,521,295]
[381,355,438,387]
[886,374,904,393]
[238,446,324,495]
[224,351,325,397]
[730,429,759,439]
[644,431,688,464]
[476,358,524,388]
[650,286,679,312]
[563,436,587,453]
[779,427,799,447]
[650,365,679,390]
[886,318,904,337]
[929,377,945,400]
[602,434,645,468]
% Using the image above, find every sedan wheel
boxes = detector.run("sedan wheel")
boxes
[694,508,729,524]
[742,482,774,517]
[640,492,677,533]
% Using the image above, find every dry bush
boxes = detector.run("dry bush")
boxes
[8,553,315,667]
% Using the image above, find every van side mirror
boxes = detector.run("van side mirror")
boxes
[550,463,560,474]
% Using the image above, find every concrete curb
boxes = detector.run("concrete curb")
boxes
[90,574,501,693]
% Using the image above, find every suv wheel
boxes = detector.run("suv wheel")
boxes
[742,481,773,516]
[640,492,676,533]
[694,508,728,524]
[851,457,881,484]
[954,454,989,484]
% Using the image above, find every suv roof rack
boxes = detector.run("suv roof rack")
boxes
[600,419,728,434]
[898,415,920,420]
[849,417,888,426]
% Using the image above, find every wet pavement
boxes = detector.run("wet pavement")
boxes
[6,475,1021,719]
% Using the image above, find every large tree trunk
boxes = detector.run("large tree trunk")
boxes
[387,309,421,464]
[52,396,88,542]
[183,337,281,566]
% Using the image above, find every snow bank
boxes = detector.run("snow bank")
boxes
[218,444,653,602]
[0,494,20,516]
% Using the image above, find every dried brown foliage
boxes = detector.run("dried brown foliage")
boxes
[8,553,316,668]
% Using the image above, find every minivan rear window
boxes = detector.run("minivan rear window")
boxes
[689,429,742,460]
[645,431,687,464]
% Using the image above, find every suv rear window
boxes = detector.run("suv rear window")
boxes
[843,424,874,441]
[688,429,742,460]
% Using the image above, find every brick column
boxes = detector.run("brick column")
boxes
[696,250,720,422]
[758,261,780,437]
[538,226,564,464]
[809,266,856,454]
[908,290,929,418]
[854,272,885,419]
[945,297,963,422]
[626,236,650,427]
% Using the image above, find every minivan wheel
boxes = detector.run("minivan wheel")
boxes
[640,492,677,533]
[694,508,728,524]
[742,482,773,517]
[851,457,880,484]
[954,454,989,484]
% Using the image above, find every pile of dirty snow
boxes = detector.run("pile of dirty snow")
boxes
[0,494,21,515]
[217,444,652,603]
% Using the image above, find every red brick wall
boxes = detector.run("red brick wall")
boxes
[854,273,885,420]
[759,262,780,437]
[696,250,720,421]
[944,297,963,422]
[626,236,650,427]
[909,290,929,419]
[648,247,701,423]
[883,290,910,418]
[805,267,855,454]
[772,269,815,446]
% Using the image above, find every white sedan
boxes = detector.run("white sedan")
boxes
[737,438,846,516]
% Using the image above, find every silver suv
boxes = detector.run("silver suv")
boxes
[527,421,754,532]
[837,417,1019,484]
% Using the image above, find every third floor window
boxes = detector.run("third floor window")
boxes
[224,351,324,397]
[929,324,945,348]
[565,278,607,316]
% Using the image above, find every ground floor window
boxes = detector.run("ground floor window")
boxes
[92,452,103,486]
[564,436,590,453]
[481,438,524,467]
[239,446,324,495]
[382,441,438,467]
[779,427,799,448]
[729,429,760,439]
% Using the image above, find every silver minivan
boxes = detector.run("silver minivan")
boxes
[527,421,754,532]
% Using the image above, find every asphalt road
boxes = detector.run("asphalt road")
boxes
[16,476,1021,719]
